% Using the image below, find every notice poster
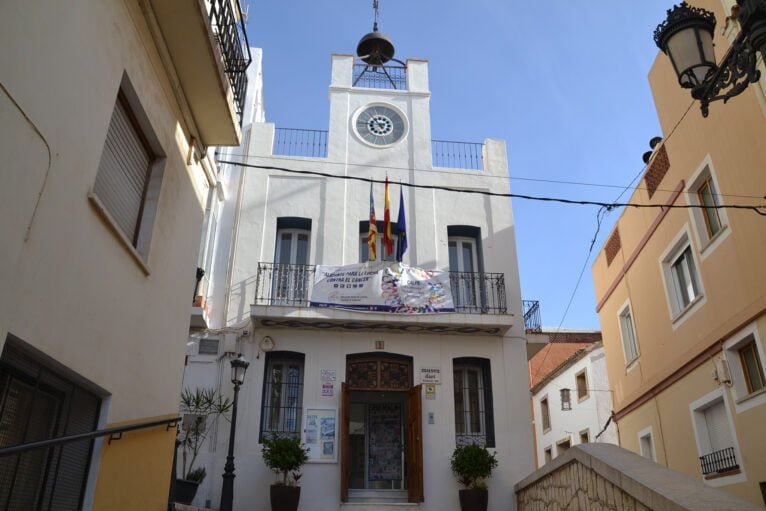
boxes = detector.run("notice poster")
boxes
[310,261,454,314]
[303,408,337,462]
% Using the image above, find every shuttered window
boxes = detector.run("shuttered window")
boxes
[93,92,153,246]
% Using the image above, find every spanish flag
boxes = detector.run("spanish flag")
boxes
[368,181,378,261]
[383,176,393,257]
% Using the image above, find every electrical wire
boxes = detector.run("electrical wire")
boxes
[215,160,766,216]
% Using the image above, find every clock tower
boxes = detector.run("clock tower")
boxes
[327,52,433,171]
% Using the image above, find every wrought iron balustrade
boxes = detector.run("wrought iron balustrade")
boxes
[353,64,407,90]
[255,263,508,314]
[699,447,739,475]
[208,0,252,125]
[522,300,542,333]
[432,140,484,170]
[273,128,329,158]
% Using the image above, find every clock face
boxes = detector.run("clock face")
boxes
[355,105,406,146]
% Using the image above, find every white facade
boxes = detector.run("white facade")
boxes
[532,344,618,467]
[183,53,534,511]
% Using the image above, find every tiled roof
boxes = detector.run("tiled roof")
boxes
[528,342,593,389]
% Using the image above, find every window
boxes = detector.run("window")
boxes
[638,427,655,461]
[579,429,589,444]
[540,396,551,432]
[359,221,399,262]
[543,447,552,463]
[557,438,571,455]
[670,246,700,309]
[91,79,164,263]
[198,338,219,355]
[739,340,765,394]
[196,188,219,297]
[618,303,640,365]
[272,218,311,304]
[687,161,729,254]
[575,369,588,401]
[690,391,741,479]
[0,337,102,510]
[453,358,495,447]
[696,176,722,238]
[724,326,766,412]
[448,226,484,312]
[260,352,305,441]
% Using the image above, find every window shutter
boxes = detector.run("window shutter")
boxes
[93,95,151,244]
[703,401,733,452]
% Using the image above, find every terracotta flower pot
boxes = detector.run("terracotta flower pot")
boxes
[270,485,301,511]
[458,488,488,511]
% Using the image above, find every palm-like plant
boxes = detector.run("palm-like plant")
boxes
[179,388,232,482]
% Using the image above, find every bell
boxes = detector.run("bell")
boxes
[356,31,396,65]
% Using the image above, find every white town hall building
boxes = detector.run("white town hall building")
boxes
[182,29,538,511]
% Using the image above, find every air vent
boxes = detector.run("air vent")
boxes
[198,338,220,355]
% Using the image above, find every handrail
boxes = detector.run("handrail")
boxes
[0,416,180,458]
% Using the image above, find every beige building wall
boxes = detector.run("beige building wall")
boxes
[0,0,243,508]
[592,0,766,506]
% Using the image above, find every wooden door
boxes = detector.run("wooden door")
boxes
[340,382,350,502]
[407,384,424,502]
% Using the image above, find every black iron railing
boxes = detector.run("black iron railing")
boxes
[255,263,508,314]
[432,140,484,170]
[353,64,407,90]
[699,447,739,475]
[523,300,542,332]
[0,416,180,458]
[208,0,252,125]
[273,128,328,158]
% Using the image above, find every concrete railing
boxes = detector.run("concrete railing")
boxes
[515,444,762,511]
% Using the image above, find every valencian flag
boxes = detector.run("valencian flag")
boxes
[368,181,378,261]
[396,184,408,262]
[383,177,393,257]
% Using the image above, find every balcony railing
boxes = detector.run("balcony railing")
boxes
[523,300,542,333]
[208,0,252,125]
[353,64,407,90]
[432,140,484,170]
[273,128,329,158]
[255,263,508,314]
[699,447,739,475]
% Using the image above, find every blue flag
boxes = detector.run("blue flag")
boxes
[396,185,408,262]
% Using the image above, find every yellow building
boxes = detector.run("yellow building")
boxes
[592,1,766,506]
[0,1,249,509]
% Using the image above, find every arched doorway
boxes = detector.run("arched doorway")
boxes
[340,353,423,504]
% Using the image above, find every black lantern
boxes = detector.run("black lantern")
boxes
[560,388,572,411]
[230,353,249,385]
[654,1,766,116]
[654,2,717,91]
[220,354,249,511]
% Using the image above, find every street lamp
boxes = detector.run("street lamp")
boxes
[220,353,250,511]
[654,1,766,116]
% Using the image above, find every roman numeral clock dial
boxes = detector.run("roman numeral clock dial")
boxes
[354,105,406,146]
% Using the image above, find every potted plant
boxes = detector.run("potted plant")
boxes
[175,388,232,505]
[261,434,309,511]
[450,444,498,511]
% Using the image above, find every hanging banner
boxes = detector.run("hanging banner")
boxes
[310,261,455,314]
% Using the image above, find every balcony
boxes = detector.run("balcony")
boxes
[251,263,515,336]
[353,63,407,90]
[273,128,328,158]
[432,140,484,170]
[149,0,251,146]
[522,300,542,333]
[699,447,739,476]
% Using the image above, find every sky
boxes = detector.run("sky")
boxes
[243,1,675,330]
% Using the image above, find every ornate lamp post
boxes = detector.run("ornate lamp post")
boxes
[654,1,766,116]
[220,354,250,511]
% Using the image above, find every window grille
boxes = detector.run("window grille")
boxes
[259,352,304,441]
[453,358,494,447]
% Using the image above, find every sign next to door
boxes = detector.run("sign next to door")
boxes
[420,367,441,384]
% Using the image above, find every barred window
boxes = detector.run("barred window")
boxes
[259,352,304,441]
[453,357,494,448]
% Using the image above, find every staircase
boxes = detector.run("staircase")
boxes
[341,490,419,511]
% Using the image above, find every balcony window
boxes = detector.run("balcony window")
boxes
[359,221,399,262]
[271,217,311,305]
[690,391,740,478]
[448,226,484,312]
